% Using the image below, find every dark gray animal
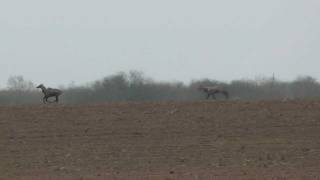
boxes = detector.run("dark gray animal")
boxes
[198,85,229,100]
[36,84,62,103]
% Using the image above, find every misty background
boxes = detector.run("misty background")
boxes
[1,72,320,105]
[0,1,320,104]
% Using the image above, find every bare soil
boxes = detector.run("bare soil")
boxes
[1,101,320,179]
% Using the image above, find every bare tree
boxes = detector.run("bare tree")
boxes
[7,75,34,91]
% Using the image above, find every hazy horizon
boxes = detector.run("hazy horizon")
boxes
[0,0,319,88]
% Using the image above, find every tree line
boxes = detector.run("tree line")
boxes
[1,71,320,105]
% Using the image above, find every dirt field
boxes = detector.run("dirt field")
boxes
[1,101,320,180]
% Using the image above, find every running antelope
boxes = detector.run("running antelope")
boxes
[36,84,63,103]
[198,85,229,100]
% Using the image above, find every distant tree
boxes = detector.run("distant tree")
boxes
[7,75,35,91]
[4,71,320,105]
[128,70,153,85]
[291,76,320,98]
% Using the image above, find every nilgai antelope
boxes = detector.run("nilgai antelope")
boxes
[198,85,229,100]
[36,84,62,103]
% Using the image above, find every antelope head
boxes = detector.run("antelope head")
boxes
[36,84,44,88]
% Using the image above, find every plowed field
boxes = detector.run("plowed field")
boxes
[1,101,320,179]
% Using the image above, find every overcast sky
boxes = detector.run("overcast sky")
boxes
[0,0,319,88]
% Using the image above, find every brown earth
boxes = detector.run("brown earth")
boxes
[1,101,320,180]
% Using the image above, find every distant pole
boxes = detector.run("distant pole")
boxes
[271,73,275,88]
[272,73,275,81]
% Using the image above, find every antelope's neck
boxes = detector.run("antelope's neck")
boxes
[41,86,47,93]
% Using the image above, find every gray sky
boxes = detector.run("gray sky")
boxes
[0,0,319,88]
